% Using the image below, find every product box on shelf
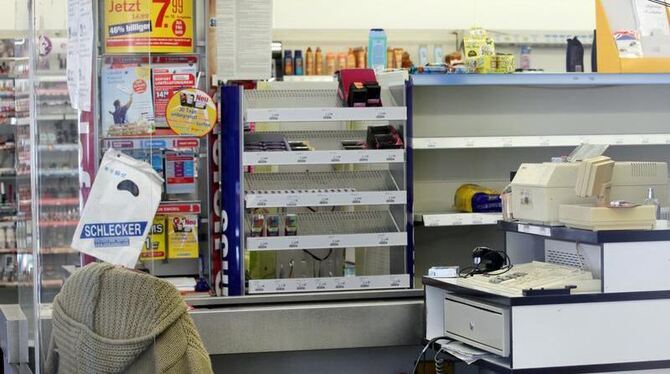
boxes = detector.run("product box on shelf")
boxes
[141,216,167,260]
[167,214,198,259]
[101,66,155,137]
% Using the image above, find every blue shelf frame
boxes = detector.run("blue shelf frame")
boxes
[410,73,670,87]
[220,84,415,295]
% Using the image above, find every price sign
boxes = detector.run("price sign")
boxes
[104,0,194,53]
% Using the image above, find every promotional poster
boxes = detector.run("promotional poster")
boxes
[104,0,194,53]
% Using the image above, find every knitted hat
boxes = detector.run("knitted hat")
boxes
[46,263,211,374]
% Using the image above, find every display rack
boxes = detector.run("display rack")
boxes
[220,84,411,295]
[408,73,670,279]
[0,56,30,291]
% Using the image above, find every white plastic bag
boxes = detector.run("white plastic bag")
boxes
[72,148,163,268]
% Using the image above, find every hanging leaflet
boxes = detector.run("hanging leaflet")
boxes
[152,65,196,124]
[77,0,93,112]
[634,0,670,37]
[103,0,194,53]
[216,0,272,80]
[66,0,79,110]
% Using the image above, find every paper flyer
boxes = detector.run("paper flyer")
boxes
[101,66,155,137]
[217,0,272,80]
[152,65,197,124]
[78,0,93,112]
[634,0,670,37]
[103,0,194,53]
[66,0,79,110]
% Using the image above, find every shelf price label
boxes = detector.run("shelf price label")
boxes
[390,277,402,287]
[268,111,280,121]
[296,154,308,163]
[335,280,346,289]
[377,234,390,246]
[358,153,370,162]
[385,193,397,204]
[318,195,330,205]
[465,139,475,148]
[316,280,327,290]
[360,278,371,288]
[256,156,269,164]
[256,241,269,249]
[286,196,299,207]
[330,153,342,163]
[385,153,399,162]
[288,240,300,248]
[322,110,334,120]
[328,237,341,247]
[375,111,387,119]
[351,194,363,204]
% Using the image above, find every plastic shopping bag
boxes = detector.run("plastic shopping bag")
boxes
[71,148,163,268]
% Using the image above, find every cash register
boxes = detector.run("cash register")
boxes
[423,146,670,372]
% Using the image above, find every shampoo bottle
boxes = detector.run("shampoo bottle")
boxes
[294,50,304,75]
[284,50,294,75]
[315,47,324,75]
[346,48,356,69]
[368,28,387,71]
[327,52,337,75]
[305,47,314,75]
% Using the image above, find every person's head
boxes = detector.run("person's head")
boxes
[113,100,120,108]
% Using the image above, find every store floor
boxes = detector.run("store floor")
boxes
[210,346,481,374]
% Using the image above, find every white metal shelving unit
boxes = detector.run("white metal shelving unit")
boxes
[409,73,670,277]
[223,84,411,295]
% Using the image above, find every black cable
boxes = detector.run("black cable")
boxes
[458,266,476,278]
[303,249,333,262]
[648,0,670,7]
[411,336,450,374]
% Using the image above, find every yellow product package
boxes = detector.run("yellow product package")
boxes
[454,184,498,213]
[496,54,516,73]
[141,216,167,261]
[167,214,199,259]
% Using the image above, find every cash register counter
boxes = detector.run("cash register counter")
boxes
[424,221,670,373]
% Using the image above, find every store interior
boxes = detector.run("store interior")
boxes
[1,0,670,373]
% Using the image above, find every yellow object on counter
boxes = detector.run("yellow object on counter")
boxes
[167,215,199,259]
[454,184,498,213]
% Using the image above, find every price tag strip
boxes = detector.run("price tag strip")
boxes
[422,213,502,227]
[245,106,407,123]
[243,149,404,166]
[248,274,410,294]
[246,232,407,251]
[412,134,670,149]
[245,191,406,208]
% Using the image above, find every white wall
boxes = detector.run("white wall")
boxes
[273,0,595,31]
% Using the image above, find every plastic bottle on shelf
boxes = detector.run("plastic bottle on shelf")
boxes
[336,53,346,73]
[294,50,304,75]
[305,47,314,76]
[644,187,661,219]
[284,50,294,75]
[326,52,336,75]
[368,28,387,71]
[346,48,356,69]
[315,47,324,75]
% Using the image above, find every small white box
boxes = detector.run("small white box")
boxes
[428,266,460,278]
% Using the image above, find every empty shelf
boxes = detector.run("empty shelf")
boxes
[245,210,406,251]
[245,170,406,208]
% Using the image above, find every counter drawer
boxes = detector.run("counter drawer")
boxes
[444,295,510,356]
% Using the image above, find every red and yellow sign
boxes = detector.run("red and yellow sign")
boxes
[165,89,217,137]
[104,0,193,53]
